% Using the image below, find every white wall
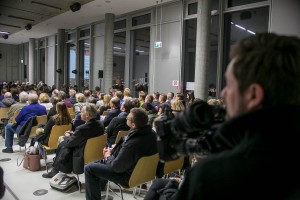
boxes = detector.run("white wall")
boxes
[46,35,55,86]
[270,0,300,37]
[150,1,182,94]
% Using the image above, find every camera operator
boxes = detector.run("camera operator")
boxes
[175,33,300,200]
[146,33,300,200]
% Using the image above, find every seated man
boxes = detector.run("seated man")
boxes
[2,93,46,153]
[105,99,135,146]
[42,103,104,178]
[103,97,121,127]
[85,108,157,200]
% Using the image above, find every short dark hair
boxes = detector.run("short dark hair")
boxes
[231,33,300,106]
[123,99,135,113]
[130,108,148,128]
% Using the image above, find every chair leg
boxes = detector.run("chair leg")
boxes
[76,174,81,193]
[44,150,48,173]
[116,184,124,200]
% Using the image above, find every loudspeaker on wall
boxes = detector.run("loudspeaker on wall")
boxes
[98,70,103,78]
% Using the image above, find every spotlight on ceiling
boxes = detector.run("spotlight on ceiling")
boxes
[70,2,81,12]
[3,35,8,40]
[25,24,32,30]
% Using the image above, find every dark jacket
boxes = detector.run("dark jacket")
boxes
[17,116,38,146]
[103,108,121,127]
[177,105,300,200]
[105,116,130,146]
[53,118,104,174]
[105,125,157,185]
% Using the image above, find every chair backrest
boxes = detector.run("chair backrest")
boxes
[0,107,10,124]
[68,107,74,115]
[47,124,72,149]
[163,156,184,175]
[84,134,107,164]
[114,130,129,144]
[127,153,159,188]
[29,115,48,138]
[11,109,21,123]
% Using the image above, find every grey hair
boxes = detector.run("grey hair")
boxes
[4,92,12,98]
[83,103,98,119]
[19,92,28,103]
[28,93,39,103]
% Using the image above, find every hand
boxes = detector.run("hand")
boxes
[103,147,111,158]
[64,130,73,136]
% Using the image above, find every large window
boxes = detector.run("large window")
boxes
[67,42,76,87]
[113,31,126,89]
[222,6,269,88]
[79,39,90,88]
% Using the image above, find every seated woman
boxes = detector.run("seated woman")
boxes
[34,102,72,146]
[39,93,53,110]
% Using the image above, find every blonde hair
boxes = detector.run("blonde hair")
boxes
[171,99,185,111]
[76,93,86,103]
[123,88,131,97]
[103,95,112,107]
[39,93,50,103]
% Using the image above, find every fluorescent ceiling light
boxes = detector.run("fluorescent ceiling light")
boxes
[136,50,144,53]
[235,24,246,30]
[113,47,122,50]
[247,30,256,35]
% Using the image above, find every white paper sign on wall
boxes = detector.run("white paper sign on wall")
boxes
[172,80,179,87]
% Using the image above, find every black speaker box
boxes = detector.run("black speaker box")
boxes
[98,70,103,78]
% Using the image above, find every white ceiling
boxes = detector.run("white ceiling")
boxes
[0,0,174,45]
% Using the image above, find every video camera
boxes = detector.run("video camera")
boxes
[155,101,225,162]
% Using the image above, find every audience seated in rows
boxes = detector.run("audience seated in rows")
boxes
[85,107,158,200]
[2,93,46,153]
[42,103,104,178]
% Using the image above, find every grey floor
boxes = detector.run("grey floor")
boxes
[0,135,147,200]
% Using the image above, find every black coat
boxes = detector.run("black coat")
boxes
[176,105,300,200]
[105,116,130,146]
[103,108,121,127]
[106,125,158,184]
[53,118,104,174]
[17,116,37,146]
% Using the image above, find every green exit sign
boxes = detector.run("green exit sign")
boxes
[154,41,162,48]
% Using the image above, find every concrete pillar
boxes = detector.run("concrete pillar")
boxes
[194,0,211,100]
[56,29,65,89]
[103,13,115,93]
[28,38,35,84]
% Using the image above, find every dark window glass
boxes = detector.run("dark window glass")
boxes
[114,19,126,30]
[132,13,151,26]
[188,2,197,15]
[228,0,267,7]
[222,6,269,88]
[80,29,90,38]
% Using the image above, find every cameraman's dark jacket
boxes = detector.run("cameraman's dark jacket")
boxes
[105,125,157,185]
[177,105,300,200]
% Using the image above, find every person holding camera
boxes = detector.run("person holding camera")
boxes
[84,107,157,200]
[171,33,300,199]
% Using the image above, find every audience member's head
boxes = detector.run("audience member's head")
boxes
[127,108,148,129]
[28,93,39,104]
[39,93,50,103]
[19,91,28,103]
